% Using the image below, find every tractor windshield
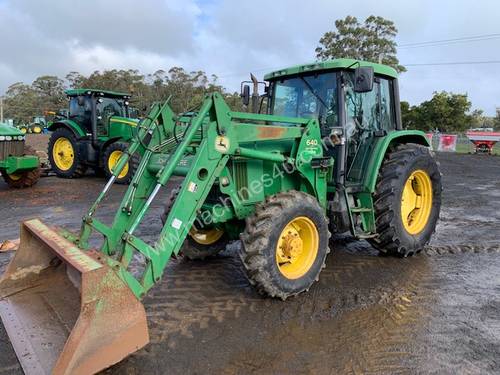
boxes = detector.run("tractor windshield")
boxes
[270,72,338,127]
[96,98,126,118]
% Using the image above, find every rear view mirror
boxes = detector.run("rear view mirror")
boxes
[241,85,250,106]
[354,66,374,93]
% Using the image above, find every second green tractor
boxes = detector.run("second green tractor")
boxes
[47,89,140,183]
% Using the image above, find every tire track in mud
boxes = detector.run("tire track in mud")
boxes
[220,251,439,375]
[424,244,500,255]
[1,239,499,374]
[136,253,262,352]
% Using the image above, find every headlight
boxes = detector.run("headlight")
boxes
[0,136,5,141]
[5,136,12,141]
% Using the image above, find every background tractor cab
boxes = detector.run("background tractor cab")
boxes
[47,89,140,183]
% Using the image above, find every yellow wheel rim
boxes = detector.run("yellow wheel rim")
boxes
[8,173,22,181]
[189,227,224,245]
[107,150,129,179]
[33,126,42,133]
[53,137,74,171]
[20,128,27,134]
[401,170,433,235]
[276,216,319,280]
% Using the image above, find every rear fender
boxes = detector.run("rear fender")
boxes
[363,130,430,192]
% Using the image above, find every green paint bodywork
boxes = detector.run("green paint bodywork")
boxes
[48,119,87,137]
[0,122,39,175]
[264,58,398,81]
[363,129,430,192]
[0,155,39,174]
[0,122,23,137]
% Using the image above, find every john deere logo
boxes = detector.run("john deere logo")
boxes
[215,136,230,153]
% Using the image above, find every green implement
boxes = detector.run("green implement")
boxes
[0,59,441,374]
[0,122,40,188]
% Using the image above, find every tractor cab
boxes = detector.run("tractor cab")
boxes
[260,59,403,188]
[65,89,133,135]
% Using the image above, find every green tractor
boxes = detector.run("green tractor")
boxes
[47,89,139,183]
[0,59,441,373]
[29,115,47,134]
[0,121,40,188]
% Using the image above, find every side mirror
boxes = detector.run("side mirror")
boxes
[241,84,250,106]
[353,66,374,93]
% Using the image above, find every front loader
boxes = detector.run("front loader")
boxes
[0,59,441,374]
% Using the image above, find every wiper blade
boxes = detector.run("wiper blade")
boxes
[300,76,329,111]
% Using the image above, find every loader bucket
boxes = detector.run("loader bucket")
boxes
[0,219,149,375]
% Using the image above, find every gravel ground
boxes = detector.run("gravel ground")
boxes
[0,141,499,374]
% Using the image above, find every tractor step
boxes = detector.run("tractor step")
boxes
[350,207,373,213]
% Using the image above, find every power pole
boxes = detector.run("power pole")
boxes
[0,96,3,123]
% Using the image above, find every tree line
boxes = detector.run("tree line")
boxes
[3,68,245,124]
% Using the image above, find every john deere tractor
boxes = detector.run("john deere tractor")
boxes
[0,121,40,188]
[47,89,139,183]
[0,59,441,374]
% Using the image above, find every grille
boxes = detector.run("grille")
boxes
[0,141,25,160]
[233,160,249,200]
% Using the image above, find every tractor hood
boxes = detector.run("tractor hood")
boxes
[109,116,139,127]
[0,122,23,137]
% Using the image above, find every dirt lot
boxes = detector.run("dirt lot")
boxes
[1,136,500,374]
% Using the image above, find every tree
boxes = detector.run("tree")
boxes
[401,91,473,132]
[316,15,405,73]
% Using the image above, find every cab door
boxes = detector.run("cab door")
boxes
[344,75,397,187]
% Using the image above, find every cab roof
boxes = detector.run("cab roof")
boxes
[264,58,398,81]
[65,89,131,98]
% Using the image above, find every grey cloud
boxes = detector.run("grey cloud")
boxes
[13,0,199,55]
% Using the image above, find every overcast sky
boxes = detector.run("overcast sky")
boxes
[2,0,500,114]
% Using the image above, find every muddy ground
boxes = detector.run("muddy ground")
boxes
[1,137,500,374]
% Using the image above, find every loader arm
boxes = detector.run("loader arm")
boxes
[76,92,324,299]
[0,93,326,374]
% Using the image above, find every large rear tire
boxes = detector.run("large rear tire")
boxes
[1,146,41,188]
[240,191,330,300]
[48,128,86,178]
[102,142,139,185]
[369,144,442,257]
[160,187,229,260]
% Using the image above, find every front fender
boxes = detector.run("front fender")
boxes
[363,130,430,192]
[48,120,86,138]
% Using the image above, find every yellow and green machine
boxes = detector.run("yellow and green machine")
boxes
[0,121,40,188]
[47,89,140,183]
[0,59,442,374]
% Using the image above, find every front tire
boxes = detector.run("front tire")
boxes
[102,142,139,185]
[48,128,86,178]
[160,186,229,260]
[240,191,330,300]
[369,144,442,257]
